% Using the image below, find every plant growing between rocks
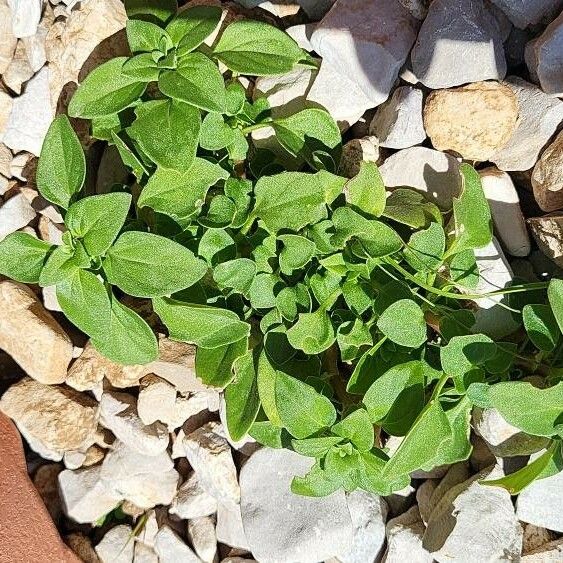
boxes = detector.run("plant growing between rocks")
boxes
[0,0,562,499]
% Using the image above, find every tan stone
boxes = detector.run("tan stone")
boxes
[65,533,100,563]
[528,214,563,267]
[0,0,17,74]
[423,81,518,161]
[532,131,563,213]
[0,90,13,138]
[0,281,73,383]
[0,143,12,178]
[33,463,63,521]
[0,377,99,454]
[2,40,34,95]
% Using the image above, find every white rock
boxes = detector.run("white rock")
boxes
[427,463,471,517]
[240,448,353,563]
[0,142,11,177]
[532,130,563,213]
[516,466,563,533]
[528,214,563,268]
[379,146,461,208]
[2,66,53,156]
[187,516,217,563]
[285,23,315,51]
[133,542,158,563]
[383,506,433,563]
[334,490,388,563]
[136,509,159,548]
[0,0,17,74]
[310,0,419,106]
[0,191,36,242]
[137,375,177,426]
[100,441,179,510]
[423,465,523,562]
[96,525,134,563]
[386,483,416,516]
[2,40,34,94]
[369,86,426,149]
[473,407,549,457]
[22,4,52,71]
[411,0,506,89]
[216,501,249,551]
[490,77,563,172]
[169,471,218,520]
[99,391,169,456]
[183,421,240,505]
[6,0,42,38]
[0,91,13,139]
[489,0,563,28]
[154,526,200,563]
[479,167,531,257]
[58,465,122,524]
[522,538,563,561]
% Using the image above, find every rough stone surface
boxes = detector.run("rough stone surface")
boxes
[427,463,471,519]
[411,0,506,89]
[240,448,354,563]
[0,0,17,74]
[423,465,523,562]
[6,0,42,38]
[99,391,169,456]
[22,4,53,72]
[479,166,531,257]
[517,467,563,533]
[187,516,217,563]
[65,533,99,563]
[532,130,563,213]
[334,490,388,563]
[522,538,563,561]
[339,136,379,178]
[95,525,134,563]
[310,0,420,106]
[490,77,563,171]
[416,479,438,525]
[369,86,426,149]
[137,375,177,426]
[133,542,158,563]
[528,214,563,267]
[3,40,34,94]
[0,191,36,241]
[0,91,13,139]
[169,471,218,520]
[522,523,555,554]
[216,501,249,550]
[490,0,563,28]
[33,463,63,521]
[424,81,517,161]
[379,146,461,208]
[383,506,432,563]
[154,526,200,563]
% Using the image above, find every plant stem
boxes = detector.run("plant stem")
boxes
[241,121,272,135]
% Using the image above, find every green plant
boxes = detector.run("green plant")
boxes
[1,0,562,497]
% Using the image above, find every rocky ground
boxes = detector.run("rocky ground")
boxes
[1,0,563,562]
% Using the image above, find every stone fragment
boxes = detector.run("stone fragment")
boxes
[423,465,523,562]
[469,435,497,473]
[240,448,353,563]
[187,516,217,563]
[58,465,122,524]
[66,533,99,563]
[490,77,563,171]
[6,0,42,37]
[64,444,105,470]
[522,538,563,561]
[2,40,33,95]
[369,86,426,149]
[0,191,36,240]
[154,526,200,563]
[169,471,218,520]
[137,375,177,426]
[9,153,33,181]
[216,502,249,550]
[516,466,563,533]
[285,23,314,51]
[310,0,419,106]
[183,422,240,505]
[427,463,471,517]
[95,525,134,563]
[0,91,13,139]
[0,1,17,74]
[379,146,461,208]
[489,0,563,28]
[339,136,379,178]
[99,391,169,456]
[415,479,438,525]
[22,4,53,72]
[528,214,563,267]
[411,0,506,89]
[0,143,11,177]
[38,215,65,244]
[100,442,179,510]
[522,523,555,554]
[33,463,63,521]
[532,131,563,213]
[479,166,531,257]
[136,509,159,548]
[423,81,517,161]
[383,506,432,563]
[334,490,388,563]
[133,542,158,563]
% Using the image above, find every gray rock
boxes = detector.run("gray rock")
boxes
[310,0,420,106]
[489,0,563,28]
[285,24,315,51]
[490,77,563,171]
[187,516,217,563]
[298,0,336,19]
[216,501,249,551]
[379,146,461,208]
[385,483,416,517]
[423,465,523,562]
[383,506,433,563]
[154,526,200,563]
[528,214,563,268]
[334,490,388,563]
[411,0,506,89]
[169,471,218,520]
[240,448,353,563]
[427,463,471,519]
[95,525,134,563]
[0,191,36,241]
[532,130,563,213]
[6,0,42,38]
[517,465,563,532]
[369,86,426,149]
[416,479,438,525]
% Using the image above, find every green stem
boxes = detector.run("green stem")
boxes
[241,121,272,135]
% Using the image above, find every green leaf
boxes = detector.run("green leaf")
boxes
[324,445,361,491]
[377,299,426,348]
[272,108,341,171]
[291,461,341,497]
[448,249,479,289]
[291,436,344,458]
[331,408,374,452]
[548,278,563,336]
[252,171,346,233]
[126,19,172,53]
[104,231,207,297]
[225,81,246,116]
[274,371,337,439]
[0,233,53,283]
[124,0,177,24]
[257,350,283,427]
[225,350,260,441]
[213,20,303,76]
[344,161,386,217]
[404,222,445,273]
[128,99,200,171]
[36,115,85,209]
[248,272,279,310]
[195,338,247,388]
[159,52,226,113]
[213,258,256,295]
[39,243,89,287]
[346,337,388,394]
[199,112,236,150]
[153,298,251,348]
[287,308,336,355]
[66,193,131,257]
[278,235,316,276]
[336,318,373,362]
[166,5,222,55]
[111,132,148,180]
[121,53,161,82]
[467,381,563,437]
[138,158,228,224]
[198,228,235,266]
[249,420,285,449]
[68,58,146,118]
[383,188,441,229]
[451,163,492,254]
[523,304,560,352]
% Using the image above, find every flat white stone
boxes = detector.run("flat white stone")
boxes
[383,506,433,563]
[154,526,200,563]
[187,516,217,563]
[216,501,249,551]
[0,192,36,241]
[133,542,158,563]
[6,0,42,38]
[169,471,218,520]
[95,525,134,563]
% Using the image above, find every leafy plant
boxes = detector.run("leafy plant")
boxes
[1,0,562,497]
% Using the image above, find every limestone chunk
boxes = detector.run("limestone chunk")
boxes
[532,131,563,213]
[95,525,134,563]
[169,471,219,520]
